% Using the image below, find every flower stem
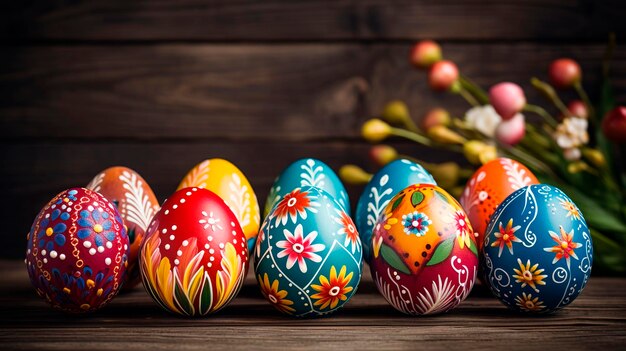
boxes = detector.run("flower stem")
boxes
[530,77,570,118]
[574,81,597,127]
[459,75,489,104]
[523,104,558,128]
[498,142,561,180]
[458,86,479,107]
[589,228,621,250]
[390,128,432,146]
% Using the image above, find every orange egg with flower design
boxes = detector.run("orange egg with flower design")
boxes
[460,158,539,251]
[370,184,478,315]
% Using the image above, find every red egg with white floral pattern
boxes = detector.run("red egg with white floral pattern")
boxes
[25,188,129,313]
[370,184,478,315]
[459,158,539,251]
[140,187,248,316]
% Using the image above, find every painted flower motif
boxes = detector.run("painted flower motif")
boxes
[37,209,70,252]
[50,264,114,311]
[491,219,522,257]
[512,259,547,293]
[402,211,431,237]
[276,224,324,273]
[258,273,295,314]
[515,292,546,312]
[334,210,360,253]
[544,226,582,268]
[453,211,471,249]
[273,188,317,226]
[464,104,502,138]
[310,265,354,310]
[77,207,116,248]
[559,198,581,221]
[199,210,223,231]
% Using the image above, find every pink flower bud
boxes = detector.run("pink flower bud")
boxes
[602,106,626,143]
[421,107,451,131]
[489,82,527,120]
[428,60,459,91]
[549,58,581,89]
[567,100,588,119]
[495,113,526,145]
[409,40,442,69]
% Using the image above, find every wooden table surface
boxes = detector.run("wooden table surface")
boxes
[1,260,624,350]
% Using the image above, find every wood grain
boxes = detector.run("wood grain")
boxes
[1,43,624,140]
[1,0,625,41]
[0,260,624,350]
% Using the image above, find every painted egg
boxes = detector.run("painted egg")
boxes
[460,158,538,251]
[482,184,593,313]
[370,184,478,315]
[25,188,129,313]
[254,186,362,317]
[86,166,160,289]
[177,158,260,252]
[139,187,248,316]
[355,159,436,263]
[264,158,350,217]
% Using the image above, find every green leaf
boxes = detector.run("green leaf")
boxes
[411,191,424,207]
[199,274,213,315]
[174,279,193,316]
[391,195,405,212]
[380,244,411,275]
[434,190,450,204]
[427,238,454,266]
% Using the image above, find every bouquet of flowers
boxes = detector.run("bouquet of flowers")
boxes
[341,36,626,274]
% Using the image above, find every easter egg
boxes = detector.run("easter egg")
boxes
[460,158,538,251]
[139,187,248,316]
[86,166,160,289]
[370,184,478,315]
[254,186,362,317]
[355,159,436,263]
[177,159,260,252]
[25,188,129,313]
[264,158,349,217]
[482,184,593,313]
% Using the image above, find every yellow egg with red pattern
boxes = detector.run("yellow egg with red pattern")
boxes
[370,184,478,315]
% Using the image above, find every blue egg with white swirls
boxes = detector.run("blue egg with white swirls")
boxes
[482,184,593,314]
[264,158,350,217]
[254,186,362,317]
[355,159,436,262]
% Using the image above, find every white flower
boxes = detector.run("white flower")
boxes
[465,105,502,138]
[554,117,589,149]
[563,148,582,161]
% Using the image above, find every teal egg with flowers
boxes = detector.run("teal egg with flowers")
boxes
[254,186,362,317]
[355,159,436,262]
[482,184,593,314]
[264,158,350,217]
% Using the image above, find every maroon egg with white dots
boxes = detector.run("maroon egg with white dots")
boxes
[139,187,249,316]
[25,188,129,313]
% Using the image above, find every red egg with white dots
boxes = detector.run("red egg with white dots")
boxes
[139,187,248,316]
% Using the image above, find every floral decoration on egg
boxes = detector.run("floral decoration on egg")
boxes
[177,158,260,253]
[264,158,350,217]
[355,159,436,263]
[86,166,160,289]
[140,187,248,316]
[255,186,362,317]
[370,184,478,315]
[482,184,593,313]
[460,158,538,251]
[25,188,129,313]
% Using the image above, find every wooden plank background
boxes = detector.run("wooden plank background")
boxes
[1,1,625,259]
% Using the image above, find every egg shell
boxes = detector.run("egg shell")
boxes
[459,158,538,251]
[177,158,260,252]
[264,158,350,217]
[482,184,593,313]
[25,188,129,313]
[86,166,160,289]
[355,159,436,263]
[140,187,248,316]
[370,184,478,315]
[254,186,362,317]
